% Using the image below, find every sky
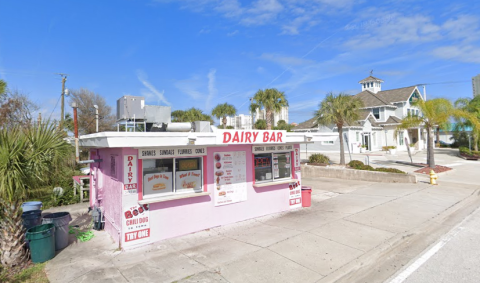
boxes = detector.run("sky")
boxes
[0,0,479,125]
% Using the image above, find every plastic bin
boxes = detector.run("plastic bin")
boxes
[42,212,72,250]
[26,223,55,263]
[21,201,42,212]
[301,186,312,207]
[22,210,43,230]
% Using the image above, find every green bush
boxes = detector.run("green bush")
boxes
[362,165,375,171]
[348,160,364,169]
[375,167,406,174]
[459,146,470,154]
[309,153,330,164]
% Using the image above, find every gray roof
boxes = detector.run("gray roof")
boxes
[380,116,402,125]
[355,90,391,108]
[378,86,417,104]
[355,86,417,108]
[359,76,384,83]
[292,117,317,130]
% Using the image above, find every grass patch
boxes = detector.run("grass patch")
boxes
[0,263,49,283]
[347,160,406,174]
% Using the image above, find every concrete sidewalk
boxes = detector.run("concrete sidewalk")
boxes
[45,157,480,283]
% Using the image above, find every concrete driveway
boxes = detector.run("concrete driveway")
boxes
[45,149,480,283]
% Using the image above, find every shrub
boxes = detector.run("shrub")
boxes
[309,153,330,164]
[375,167,406,174]
[348,160,364,169]
[362,165,375,171]
[382,146,389,151]
[459,146,470,154]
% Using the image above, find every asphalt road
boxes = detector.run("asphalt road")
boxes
[389,205,480,283]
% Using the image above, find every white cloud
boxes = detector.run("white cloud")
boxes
[136,70,171,106]
[199,28,211,34]
[260,53,314,66]
[227,30,239,36]
[174,75,204,100]
[432,45,480,63]
[206,69,217,110]
[442,15,480,42]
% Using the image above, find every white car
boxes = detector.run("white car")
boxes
[80,167,90,175]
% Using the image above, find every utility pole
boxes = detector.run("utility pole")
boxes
[57,73,68,125]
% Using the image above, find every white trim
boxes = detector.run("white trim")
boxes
[253,179,299,188]
[139,192,210,204]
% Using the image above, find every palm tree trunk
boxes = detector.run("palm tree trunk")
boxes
[338,125,345,165]
[473,132,479,152]
[427,126,435,168]
[436,126,440,147]
[266,109,272,130]
[0,200,29,269]
[222,116,227,129]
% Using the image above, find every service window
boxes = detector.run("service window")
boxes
[143,157,203,198]
[254,152,291,183]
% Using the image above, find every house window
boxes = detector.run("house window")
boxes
[321,141,334,145]
[254,152,291,183]
[142,157,203,198]
[373,108,380,119]
[399,132,404,146]
[356,132,360,142]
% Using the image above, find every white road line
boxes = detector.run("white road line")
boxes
[388,226,464,283]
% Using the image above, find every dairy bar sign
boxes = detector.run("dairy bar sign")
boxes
[217,130,286,144]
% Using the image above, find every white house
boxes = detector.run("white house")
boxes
[293,75,427,154]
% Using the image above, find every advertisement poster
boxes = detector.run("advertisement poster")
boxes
[143,172,173,195]
[289,180,302,209]
[214,151,247,206]
[294,148,301,171]
[175,170,202,192]
[124,155,138,195]
[123,204,150,245]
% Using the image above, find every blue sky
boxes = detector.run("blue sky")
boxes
[1,0,479,125]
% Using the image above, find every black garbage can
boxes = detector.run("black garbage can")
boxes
[42,212,72,250]
[22,210,42,230]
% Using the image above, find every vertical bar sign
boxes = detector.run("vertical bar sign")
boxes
[124,155,138,195]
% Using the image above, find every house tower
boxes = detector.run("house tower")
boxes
[359,75,383,94]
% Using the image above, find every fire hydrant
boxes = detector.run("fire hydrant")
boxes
[430,170,438,185]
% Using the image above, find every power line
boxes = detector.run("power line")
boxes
[48,93,62,121]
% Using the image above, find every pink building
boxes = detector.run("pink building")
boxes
[79,130,318,249]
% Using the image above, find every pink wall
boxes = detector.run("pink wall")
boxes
[97,144,301,247]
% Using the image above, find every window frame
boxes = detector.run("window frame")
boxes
[372,108,380,119]
[142,156,204,199]
[254,151,292,184]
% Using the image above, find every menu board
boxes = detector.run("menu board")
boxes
[273,154,279,178]
[214,151,247,206]
[176,170,202,193]
[289,180,302,209]
[143,172,173,196]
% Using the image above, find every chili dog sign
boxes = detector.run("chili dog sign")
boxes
[217,130,286,144]
[123,204,150,244]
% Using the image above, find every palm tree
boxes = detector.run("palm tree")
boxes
[455,96,480,151]
[171,108,213,124]
[249,102,259,129]
[315,93,364,165]
[255,119,267,130]
[397,98,480,168]
[0,122,70,269]
[211,103,237,129]
[250,89,288,130]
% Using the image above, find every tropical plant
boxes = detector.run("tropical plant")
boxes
[0,122,70,270]
[250,88,288,130]
[211,103,236,129]
[396,98,480,168]
[255,119,267,130]
[455,96,480,151]
[171,108,213,124]
[249,102,259,129]
[315,92,364,165]
[274,120,293,131]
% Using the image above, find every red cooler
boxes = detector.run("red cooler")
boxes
[301,186,312,207]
